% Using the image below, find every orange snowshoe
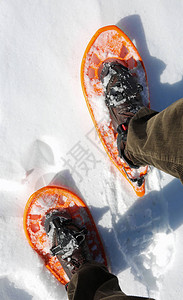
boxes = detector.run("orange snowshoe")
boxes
[81,25,150,197]
[23,186,108,285]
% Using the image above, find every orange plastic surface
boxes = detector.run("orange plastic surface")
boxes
[81,25,150,197]
[23,186,108,285]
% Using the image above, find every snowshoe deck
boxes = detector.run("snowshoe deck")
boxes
[23,186,108,285]
[81,25,150,197]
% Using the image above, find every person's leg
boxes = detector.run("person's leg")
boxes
[123,98,183,182]
[67,261,154,300]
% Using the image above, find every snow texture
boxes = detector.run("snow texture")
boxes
[0,1,183,300]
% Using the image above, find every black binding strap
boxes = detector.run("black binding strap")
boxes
[122,166,146,187]
[50,217,87,257]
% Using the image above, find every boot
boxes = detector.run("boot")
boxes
[100,61,144,168]
[45,210,91,281]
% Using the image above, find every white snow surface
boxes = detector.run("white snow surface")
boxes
[0,1,183,300]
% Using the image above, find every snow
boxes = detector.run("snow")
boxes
[0,1,183,300]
